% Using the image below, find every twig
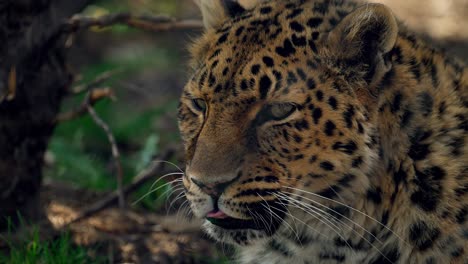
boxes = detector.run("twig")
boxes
[56,86,124,210]
[71,69,121,94]
[54,87,115,123]
[6,66,16,101]
[63,149,175,227]
[1,66,17,103]
[64,13,203,33]
[86,104,125,209]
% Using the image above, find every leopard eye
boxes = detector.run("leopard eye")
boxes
[192,99,207,113]
[270,103,296,119]
[255,103,299,126]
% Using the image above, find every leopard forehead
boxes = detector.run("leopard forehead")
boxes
[180,1,374,171]
[185,0,358,102]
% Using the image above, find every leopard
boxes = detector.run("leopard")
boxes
[177,0,468,263]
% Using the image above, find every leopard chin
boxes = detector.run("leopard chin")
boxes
[203,221,271,246]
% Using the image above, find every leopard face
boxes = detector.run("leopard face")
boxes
[177,0,392,246]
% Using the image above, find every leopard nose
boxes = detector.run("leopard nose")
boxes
[190,176,239,198]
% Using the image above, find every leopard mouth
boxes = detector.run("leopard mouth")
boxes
[205,199,287,233]
[206,214,262,230]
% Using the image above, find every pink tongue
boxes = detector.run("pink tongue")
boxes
[207,210,229,219]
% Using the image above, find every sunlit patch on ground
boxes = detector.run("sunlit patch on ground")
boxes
[41,181,225,262]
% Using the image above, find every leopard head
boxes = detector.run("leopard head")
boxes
[178,0,398,246]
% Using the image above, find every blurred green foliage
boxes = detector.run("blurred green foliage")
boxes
[48,100,176,188]
[93,0,180,14]
[45,0,184,205]
[0,217,103,264]
[27,0,208,262]
[81,0,190,34]
[0,231,103,264]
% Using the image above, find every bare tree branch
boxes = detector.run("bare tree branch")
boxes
[71,69,121,94]
[0,66,17,102]
[54,87,115,123]
[86,104,125,209]
[64,13,203,33]
[55,85,124,211]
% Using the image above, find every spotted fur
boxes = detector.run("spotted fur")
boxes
[177,0,468,263]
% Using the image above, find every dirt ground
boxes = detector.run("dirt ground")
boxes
[40,181,227,263]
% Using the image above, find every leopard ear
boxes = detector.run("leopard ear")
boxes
[194,0,267,29]
[326,3,398,88]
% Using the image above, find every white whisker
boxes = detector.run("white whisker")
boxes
[158,182,183,201]
[149,172,184,192]
[132,178,182,205]
[246,207,263,231]
[258,195,274,225]
[278,179,382,244]
[258,198,299,243]
[176,199,190,223]
[255,210,273,235]
[262,202,329,241]
[283,190,382,245]
[261,194,303,245]
[253,211,269,234]
[274,196,302,243]
[278,192,392,261]
[151,160,184,172]
[167,189,187,212]
[273,192,357,258]
[276,191,343,230]
[319,177,346,203]
[284,186,407,245]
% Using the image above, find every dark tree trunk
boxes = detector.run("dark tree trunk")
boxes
[0,0,92,230]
